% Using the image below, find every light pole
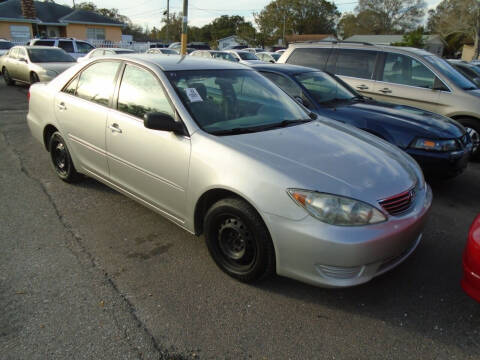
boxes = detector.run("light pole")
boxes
[181,0,188,55]
[166,0,169,44]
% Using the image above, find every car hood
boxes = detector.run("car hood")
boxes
[219,120,421,205]
[326,100,465,140]
[32,62,75,74]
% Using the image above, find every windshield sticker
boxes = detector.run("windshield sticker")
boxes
[185,88,203,102]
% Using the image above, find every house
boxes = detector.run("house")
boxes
[217,35,246,50]
[285,34,337,44]
[344,35,446,56]
[0,0,124,42]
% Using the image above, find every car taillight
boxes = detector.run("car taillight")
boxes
[27,90,30,102]
[469,215,480,246]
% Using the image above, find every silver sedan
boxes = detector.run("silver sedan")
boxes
[27,55,432,287]
[1,46,76,85]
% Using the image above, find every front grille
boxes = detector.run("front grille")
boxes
[315,264,364,280]
[379,187,415,216]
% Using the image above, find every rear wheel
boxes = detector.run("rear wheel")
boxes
[2,67,14,86]
[48,132,81,183]
[458,118,480,161]
[30,72,39,84]
[204,198,275,283]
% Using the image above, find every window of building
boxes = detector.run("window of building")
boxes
[86,28,106,40]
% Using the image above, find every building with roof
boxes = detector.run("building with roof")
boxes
[0,0,124,42]
[344,34,446,56]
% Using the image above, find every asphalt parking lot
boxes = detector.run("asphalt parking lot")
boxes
[1,78,479,360]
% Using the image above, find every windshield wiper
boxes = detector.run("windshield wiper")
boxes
[209,119,312,136]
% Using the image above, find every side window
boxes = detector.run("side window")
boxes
[335,49,377,80]
[9,48,18,58]
[17,48,27,60]
[285,48,332,70]
[63,76,79,95]
[117,64,174,119]
[58,41,74,53]
[76,41,94,54]
[76,61,120,106]
[381,53,435,89]
[33,40,54,46]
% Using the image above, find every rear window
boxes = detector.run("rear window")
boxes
[285,47,332,70]
[0,41,13,50]
[334,49,377,80]
[27,48,75,63]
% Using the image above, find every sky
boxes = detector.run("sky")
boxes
[55,0,443,30]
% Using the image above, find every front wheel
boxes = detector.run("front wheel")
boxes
[204,198,275,283]
[458,118,480,161]
[48,132,81,183]
[2,67,14,86]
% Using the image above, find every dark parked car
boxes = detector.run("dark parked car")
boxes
[448,60,480,87]
[252,63,473,178]
[187,42,211,50]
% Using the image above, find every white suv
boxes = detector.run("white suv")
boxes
[29,38,95,59]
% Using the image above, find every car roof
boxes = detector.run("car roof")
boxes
[287,42,433,56]
[105,54,251,71]
[13,45,64,50]
[249,63,318,75]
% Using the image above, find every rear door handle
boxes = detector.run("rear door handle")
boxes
[57,102,67,111]
[356,84,369,90]
[108,123,122,133]
[379,88,392,94]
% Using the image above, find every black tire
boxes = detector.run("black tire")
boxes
[2,67,14,86]
[457,118,480,161]
[30,72,39,84]
[48,132,81,183]
[204,197,275,283]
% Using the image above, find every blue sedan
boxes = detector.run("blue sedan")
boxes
[252,63,472,179]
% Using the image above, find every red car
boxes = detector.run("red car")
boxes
[462,215,480,302]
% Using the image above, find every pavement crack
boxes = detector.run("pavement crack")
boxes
[0,129,190,360]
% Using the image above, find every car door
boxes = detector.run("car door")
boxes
[332,48,379,97]
[106,63,191,223]
[372,52,442,112]
[4,48,18,79]
[54,60,121,178]
[15,47,30,82]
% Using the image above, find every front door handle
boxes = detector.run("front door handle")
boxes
[108,123,122,133]
[379,88,392,94]
[356,84,369,90]
[57,102,67,111]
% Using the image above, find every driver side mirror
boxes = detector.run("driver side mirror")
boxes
[144,112,187,136]
[432,76,448,91]
[19,57,27,63]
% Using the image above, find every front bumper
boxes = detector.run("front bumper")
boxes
[406,147,470,178]
[263,184,432,288]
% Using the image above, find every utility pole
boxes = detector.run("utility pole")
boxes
[180,0,188,55]
[166,0,169,44]
[282,13,286,46]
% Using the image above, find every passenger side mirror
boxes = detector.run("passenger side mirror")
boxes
[144,112,187,136]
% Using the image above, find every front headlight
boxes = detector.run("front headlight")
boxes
[287,189,387,226]
[45,69,58,77]
[410,138,459,152]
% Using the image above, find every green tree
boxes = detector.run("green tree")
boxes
[392,27,426,48]
[337,11,383,38]
[254,0,340,46]
[427,0,480,58]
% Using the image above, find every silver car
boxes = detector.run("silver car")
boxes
[77,48,135,62]
[1,46,76,85]
[27,55,431,287]
[225,50,265,65]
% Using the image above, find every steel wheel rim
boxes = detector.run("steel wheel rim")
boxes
[217,216,256,270]
[466,127,480,154]
[52,139,69,176]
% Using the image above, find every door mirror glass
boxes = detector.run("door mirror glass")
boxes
[144,112,185,135]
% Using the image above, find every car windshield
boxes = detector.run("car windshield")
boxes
[294,71,356,104]
[0,41,13,50]
[238,52,258,60]
[424,55,477,90]
[167,69,310,135]
[213,52,236,62]
[27,48,75,63]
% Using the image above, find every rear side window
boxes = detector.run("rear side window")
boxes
[285,48,331,70]
[58,41,74,53]
[334,49,377,80]
[33,40,54,46]
[381,53,435,89]
[76,41,94,54]
[75,61,120,106]
[117,64,174,119]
